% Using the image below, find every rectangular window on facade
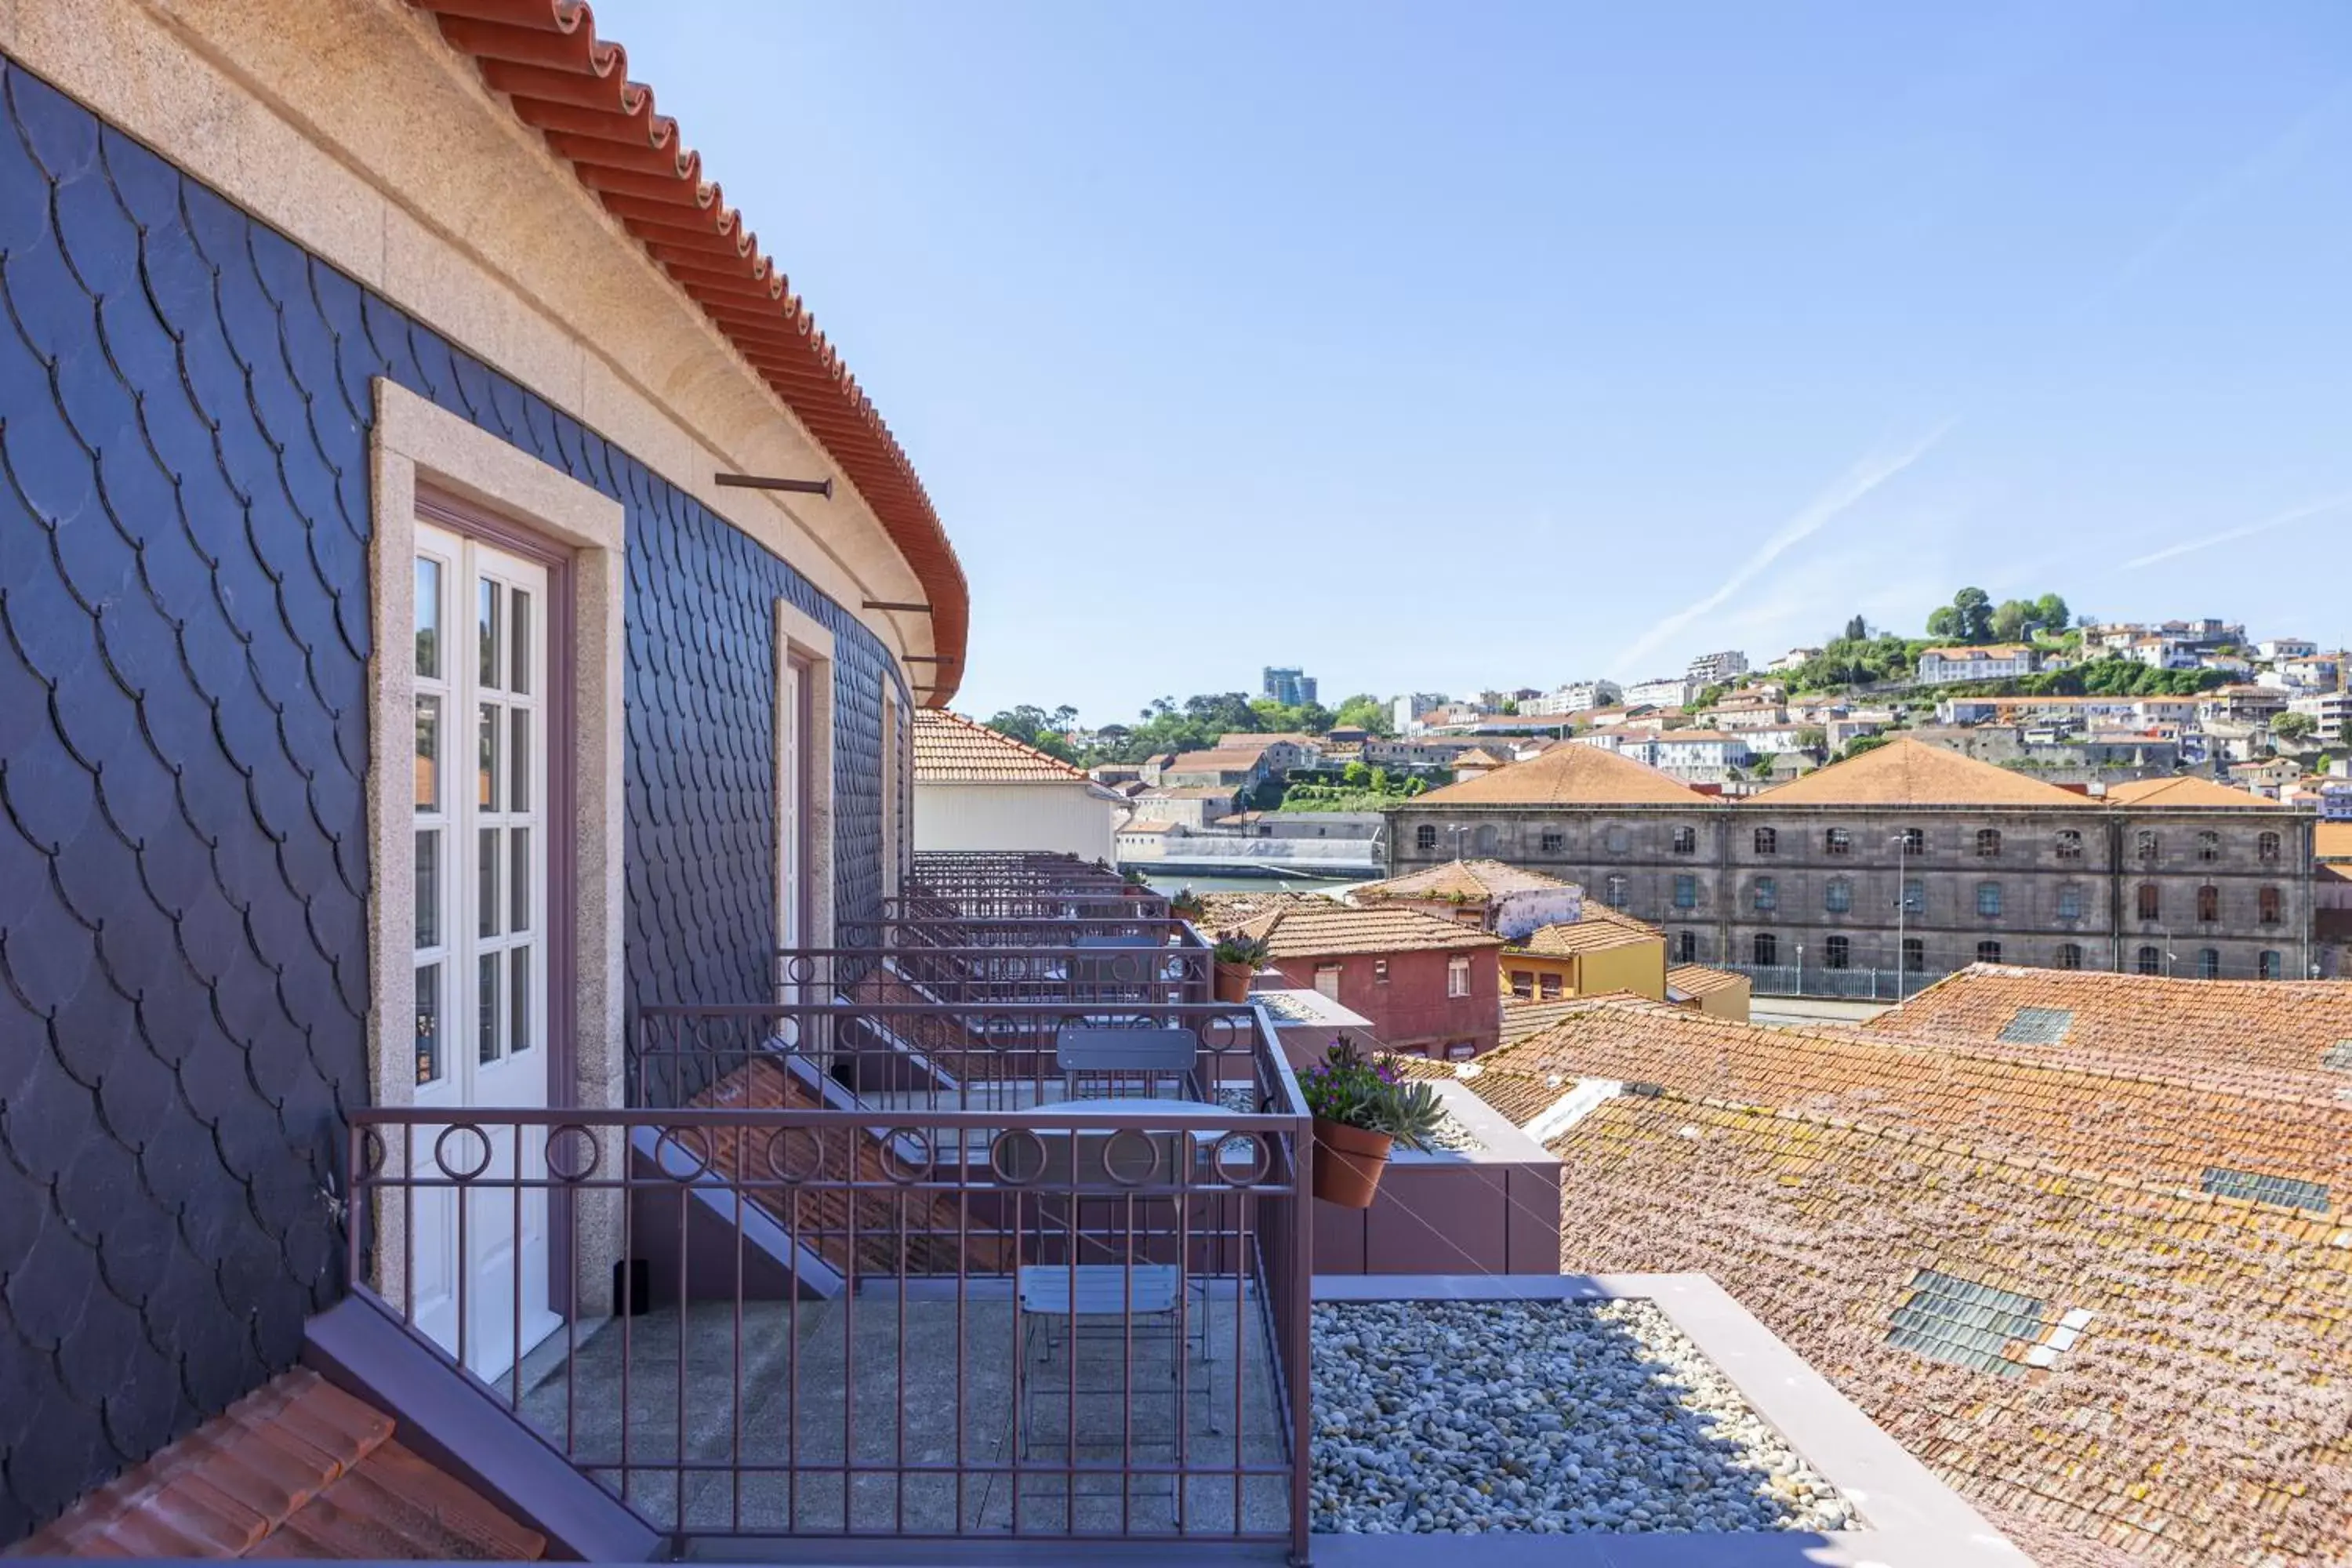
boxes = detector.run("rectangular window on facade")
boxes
[1417,825,1437,851]
[2138,883,2161,921]
[1903,937,1925,973]
[1903,878,1924,914]
[1540,829,1564,853]
[1900,827,1925,855]
[1754,827,1777,855]
[2056,884,2083,920]
[1672,826,1697,855]
[2057,943,2082,970]
[1824,935,1850,969]
[1824,828,1850,855]
[1825,879,1851,914]
[1446,956,1472,997]
[1315,964,1342,1000]
[1674,931,1697,964]
[2056,829,2082,861]
[2198,949,2221,979]
[1752,932,1778,965]
[1977,881,2002,917]
[2259,831,2281,864]
[2197,831,2220,863]
[1510,969,1534,999]
[1673,874,1697,909]
[1539,973,1563,999]
[1605,874,1629,908]
[1374,959,1389,984]
[1977,939,2002,964]
[2260,950,2283,980]
[2138,946,2163,975]
[1753,877,1777,913]
[2259,886,2282,924]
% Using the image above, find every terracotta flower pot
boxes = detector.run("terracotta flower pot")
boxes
[1312,1117,1393,1208]
[1214,962,1255,1004]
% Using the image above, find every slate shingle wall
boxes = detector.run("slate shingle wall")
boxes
[0,60,905,1538]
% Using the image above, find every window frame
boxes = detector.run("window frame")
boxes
[1976,939,2002,964]
[1824,827,1851,856]
[1416,824,1438,852]
[1446,954,1472,998]
[2258,830,2281,865]
[1976,880,2002,918]
[1752,932,1779,966]
[1752,875,1777,913]
[1976,828,2002,859]
[1753,826,1777,855]
[2258,885,2282,925]
[2137,882,2161,922]
[2057,942,2082,971]
[2055,829,2082,862]
[1824,935,1850,970]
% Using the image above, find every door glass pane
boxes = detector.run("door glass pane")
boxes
[510,709,531,812]
[416,964,441,1085]
[479,578,502,690]
[415,557,441,679]
[510,946,531,1055]
[479,827,502,938]
[415,830,440,949]
[510,827,530,935]
[414,696,441,811]
[478,703,499,809]
[510,588,532,695]
[478,951,501,1064]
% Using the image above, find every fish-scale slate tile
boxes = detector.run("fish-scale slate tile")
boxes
[0,53,906,1538]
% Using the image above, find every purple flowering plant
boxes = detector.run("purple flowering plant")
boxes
[1295,1037,1445,1149]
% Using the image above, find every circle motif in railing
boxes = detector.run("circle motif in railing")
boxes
[434,1122,495,1183]
[546,1123,601,1183]
[762,1126,825,1185]
[1210,1131,1274,1188]
[357,1126,390,1177]
[1102,1126,1163,1187]
[988,1127,1049,1187]
[877,1128,935,1185]
[654,1126,713,1182]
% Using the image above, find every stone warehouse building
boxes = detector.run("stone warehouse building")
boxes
[1383,740,2317,983]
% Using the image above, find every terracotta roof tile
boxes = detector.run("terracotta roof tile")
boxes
[1860,963,2352,1089]
[406,0,967,701]
[1548,1090,2352,1564]
[1234,904,1504,959]
[1354,858,1571,903]
[14,1369,543,1561]
[1489,999,2352,1196]
[1410,744,1714,807]
[2101,775,2282,808]
[1510,907,1663,957]
[2316,820,2352,861]
[1745,738,2095,808]
[911,710,1087,782]
[1665,963,1748,997]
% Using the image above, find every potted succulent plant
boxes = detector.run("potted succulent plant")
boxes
[1120,866,1154,899]
[1210,933,1267,1003]
[1296,1038,1445,1207]
[1167,886,1206,922]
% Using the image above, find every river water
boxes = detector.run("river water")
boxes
[1138,870,1369,895]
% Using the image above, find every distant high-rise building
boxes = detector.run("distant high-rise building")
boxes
[1686,650,1749,684]
[1263,666,1318,706]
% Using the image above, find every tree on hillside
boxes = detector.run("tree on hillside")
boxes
[1926,587,1995,644]
[2034,593,2070,633]
[985,704,1080,761]
[2273,712,2318,744]
[1331,693,1395,736]
[1842,615,1869,642]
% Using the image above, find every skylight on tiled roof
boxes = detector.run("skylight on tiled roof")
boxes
[2325,1040,2352,1071]
[2201,1167,2332,1213]
[1886,1269,2090,1377]
[1996,1006,2074,1044]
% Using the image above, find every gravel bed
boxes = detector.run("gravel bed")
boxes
[1419,1109,1484,1154]
[1311,1298,1851,1535]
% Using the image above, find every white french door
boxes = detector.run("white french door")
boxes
[408,521,557,1379]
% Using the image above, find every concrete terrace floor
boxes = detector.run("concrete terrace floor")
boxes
[513,1292,1291,1541]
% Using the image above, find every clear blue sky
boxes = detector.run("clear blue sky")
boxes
[592,1,2352,724]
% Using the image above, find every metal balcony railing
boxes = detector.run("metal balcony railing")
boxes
[343,884,1312,1555]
